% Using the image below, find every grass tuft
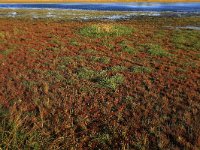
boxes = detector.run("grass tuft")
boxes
[77,67,96,80]
[145,44,171,57]
[97,74,125,90]
[81,49,97,54]
[0,49,15,56]
[80,24,133,38]
[0,32,5,39]
[130,66,152,73]
[108,65,127,72]
[172,30,200,51]
[90,56,110,64]
[70,39,79,46]
[120,41,137,54]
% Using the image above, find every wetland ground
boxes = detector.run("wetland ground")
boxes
[0,10,200,149]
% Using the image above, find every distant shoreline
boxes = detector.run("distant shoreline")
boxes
[0,8,199,21]
[0,3,200,12]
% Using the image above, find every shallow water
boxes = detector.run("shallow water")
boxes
[0,3,200,12]
[164,26,200,30]
[0,9,200,21]
[177,26,200,30]
[0,3,200,20]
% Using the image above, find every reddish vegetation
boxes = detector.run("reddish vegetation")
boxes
[0,17,200,149]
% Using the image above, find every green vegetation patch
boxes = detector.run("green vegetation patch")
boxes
[57,55,88,71]
[77,67,106,80]
[122,46,137,54]
[46,47,60,51]
[76,67,124,90]
[79,24,133,38]
[0,32,5,38]
[81,49,97,54]
[120,41,137,54]
[0,104,43,149]
[102,40,115,50]
[144,44,171,57]
[130,66,152,73]
[0,48,15,56]
[172,30,200,51]
[97,74,125,90]
[45,70,65,83]
[59,56,74,65]
[22,80,38,90]
[95,133,111,145]
[70,39,79,46]
[90,56,110,64]
[0,31,8,44]
[153,30,166,39]
[77,67,97,80]
[108,65,127,72]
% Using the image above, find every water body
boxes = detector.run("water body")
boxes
[165,26,200,30]
[0,3,200,12]
[0,3,200,20]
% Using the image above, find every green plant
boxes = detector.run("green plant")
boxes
[77,67,96,80]
[97,74,125,90]
[109,65,127,72]
[28,48,42,55]
[74,55,86,63]
[146,44,170,57]
[46,47,60,51]
[45,70,65,83]
[22,80,38,90]
[29,48,38,53]
[172,30,200,51]
[79,24,133,38]
[60,56,74,65]
[0,49,14,56]
[81,49,97,54]
[0,32,5,39]
[102,41,115,50]
[183,61,197,69]
[90,56,110,64]
[130,66,152,73]
[51,38,61,45]
[13,27,25,35]
[154,30,166,39]
[76,67,124,90]
[0,104,43,149]
[123,46,137,54]
[95,133,111,145]
[120,41,137,54]
[58,57,73,70]
[70,39,79,46]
